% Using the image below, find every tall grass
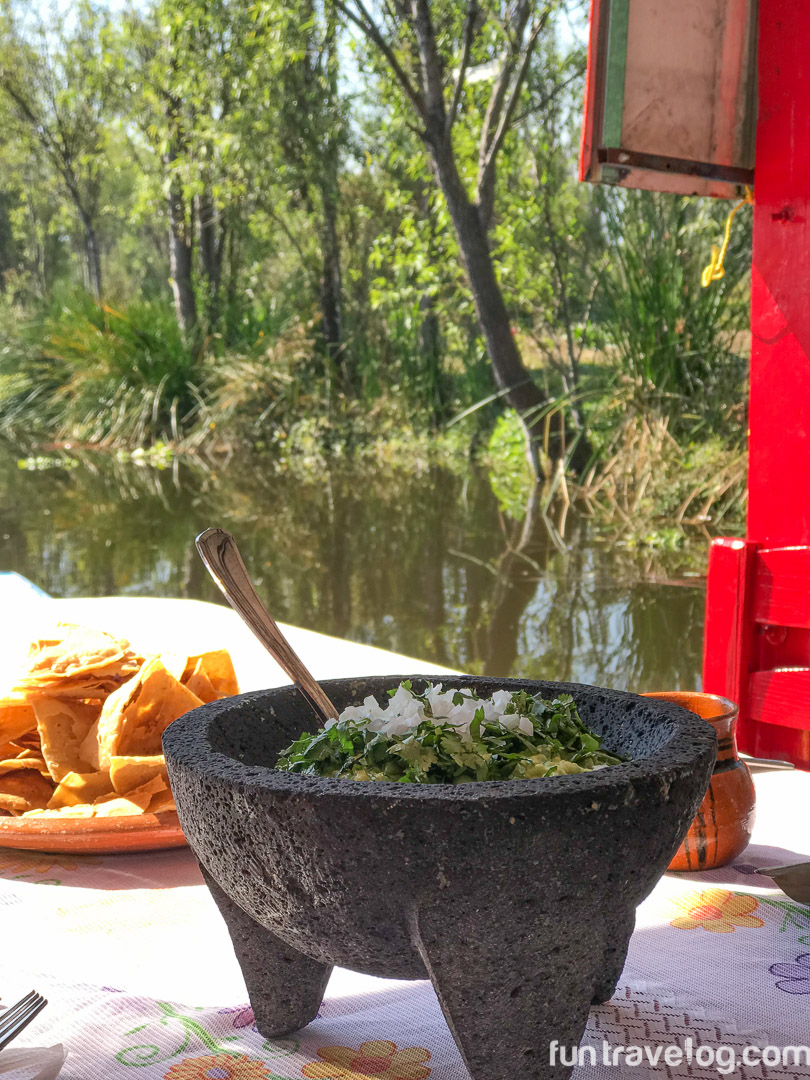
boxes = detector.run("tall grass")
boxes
[192,319,317,450]
[600,190,749,415]
[0,290,202,446]
[41,291,201,446]
[0,289,329,451]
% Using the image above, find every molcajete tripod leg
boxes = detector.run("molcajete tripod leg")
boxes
[591,907,635,1005]
[414,904,604,1080]
[201,867,333,1037]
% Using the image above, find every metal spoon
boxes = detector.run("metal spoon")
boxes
[195,527,339,725]
[756,862,810,904]
[740,754,795,771]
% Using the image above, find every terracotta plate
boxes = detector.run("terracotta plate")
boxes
[0,811,186,855]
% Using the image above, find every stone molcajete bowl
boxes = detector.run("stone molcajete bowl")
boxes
[163,676,716,1080]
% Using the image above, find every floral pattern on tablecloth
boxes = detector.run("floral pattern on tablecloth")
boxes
[669,889,765,933]
[301,1041,431,1080]
[769,953,810,995]
[164,1055,275,1080]
[3,769,810,1079]
[0,850,99,885]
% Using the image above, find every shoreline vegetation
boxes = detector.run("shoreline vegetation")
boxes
[0,0,750,541]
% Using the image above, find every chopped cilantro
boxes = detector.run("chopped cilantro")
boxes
[275,683,625,784]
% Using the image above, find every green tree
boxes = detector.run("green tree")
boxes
[497,28,604,426]
[0,1,110,298]
[251,0,350,378]
[335,0,585,473]
[111,0,265,340]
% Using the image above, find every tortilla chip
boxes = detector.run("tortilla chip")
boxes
[147,789,176,814]
[0,768,54,812]
[47,770,114,808]
[90,659,202,769]
[33,698,100,781]
[0,793,28,815]
[10,731,42,755]
[6,747,50,773]
[185,650,239,698]
[23,666,139,700]
[22,624,136,678]
[24,804,96,818]
[94,773,166,816]
[80,672,143,771]
[156,653,188,683]
[183,659,218,704]
[2,630,234,820]
[0,699,37,744]
[17,625,143,700]
[0,755,49,776]
[110,755,168,794]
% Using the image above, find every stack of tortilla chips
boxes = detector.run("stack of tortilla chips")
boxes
[0,624,238,819]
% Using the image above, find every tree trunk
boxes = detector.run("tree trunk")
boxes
[84,221,102,301]
[0,192,14,292]
[62,170,103,301]
[427,133,555,476]
[318,2,346,385]
[541,185,589,447]
[198,187,224,328]
[418,294,443,421]
[416,183,444,421]
[224,225,239,339]
[166,170,197,343]
[22,181,45,299]
[319,172,344,378]
[78,209,102,300]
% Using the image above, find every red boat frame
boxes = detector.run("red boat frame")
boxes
[581,1,810,767]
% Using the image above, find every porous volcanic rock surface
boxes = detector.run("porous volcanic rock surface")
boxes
[164,676,716,1080]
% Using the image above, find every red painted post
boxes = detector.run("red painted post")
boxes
[703,1,810,768]
[702,538,754,739]
[748,6,810,545]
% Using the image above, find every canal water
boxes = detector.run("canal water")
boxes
[0,449,711,691]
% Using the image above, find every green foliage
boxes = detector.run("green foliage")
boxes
[0,0,752,524]
[41,291,199,445]
[485,411,534,519]
[600,190,750,407]
[0,1,112,296]
[0,290,198,446]
[194,318,316,448]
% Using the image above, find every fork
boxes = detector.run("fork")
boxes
[0,991,48,1052]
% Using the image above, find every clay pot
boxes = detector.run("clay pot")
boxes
[643,691,755,871]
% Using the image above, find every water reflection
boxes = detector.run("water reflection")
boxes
[0,449,707,690]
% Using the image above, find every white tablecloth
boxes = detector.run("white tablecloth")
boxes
[2,599,809,1080]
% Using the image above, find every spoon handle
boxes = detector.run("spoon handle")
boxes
[195,528,338,725]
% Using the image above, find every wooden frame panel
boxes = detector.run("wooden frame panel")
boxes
[581,0,757,199]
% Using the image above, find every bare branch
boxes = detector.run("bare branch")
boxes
[477,7,551,205]
[477,57,513,179]
[511,67,582,127]
[446,0,478,136]
[269,209,320,293]
[334,0,426,120]
[409,0,446,129]
[477,0,534,171]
